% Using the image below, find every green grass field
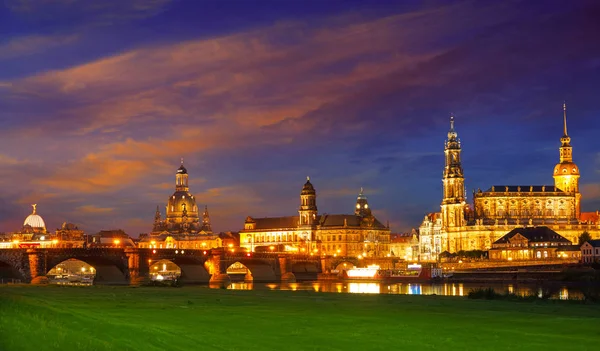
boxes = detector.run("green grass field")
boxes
[1,285,600,351]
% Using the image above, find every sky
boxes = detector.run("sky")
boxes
[0,0,599,236]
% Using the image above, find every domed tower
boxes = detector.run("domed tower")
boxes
[23,204,47,233]
[441,115,466,228]
[299,177,318,226]
[165,159,200,233]
[175,158,189,191]
[355,188,372,218]
[553,103,581,218]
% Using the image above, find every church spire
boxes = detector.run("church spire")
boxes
[559,103,573,162]
[154,205,161,222]
[447,114,458,141]
[563,102,568,137]
[202,205,212,232]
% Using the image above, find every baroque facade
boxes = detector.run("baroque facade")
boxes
[240,179,390,257]
[138,161,221,249]
[420,106,600,260]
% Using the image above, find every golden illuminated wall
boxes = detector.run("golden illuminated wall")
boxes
[473,190,576,221]
[240,227,390,257]
[138,236,221,250]
[240,229,305,251]
[316,228,390,257]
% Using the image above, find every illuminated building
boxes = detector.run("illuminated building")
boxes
[488,226,573,261]
[581,240,600,264]
[389,230,419,261]
[0,204,66,248]
[54,222,86,248]
[240,179,390,257]
[89,230,136,248]
[137,160,221,249]
[419,105,600,260]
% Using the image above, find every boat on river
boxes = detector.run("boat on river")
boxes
[340,264,443,283]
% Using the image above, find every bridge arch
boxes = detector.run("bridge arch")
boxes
[149,259,181,281]
[224,258,277,282]
[0,259,25,282]
[47,259,96,285]
[152,256,210,284]
[327,257,360,273]
[46,255,128,285]
[226,261,253,282]
[334,261,356,272]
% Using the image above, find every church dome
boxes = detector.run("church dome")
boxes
[167,191,199,219]
[24,204,46,230]
[554,162,579,176]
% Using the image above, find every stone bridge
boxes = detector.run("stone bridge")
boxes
[0,248,323,285]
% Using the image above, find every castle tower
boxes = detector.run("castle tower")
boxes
[553,103,581,218]
[355,188,372,217]
[441,115,466,228]
[299,177,318,226]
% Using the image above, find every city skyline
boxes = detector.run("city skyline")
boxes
[1,0,599,235]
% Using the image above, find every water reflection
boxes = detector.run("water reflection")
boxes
[221,281,586,300]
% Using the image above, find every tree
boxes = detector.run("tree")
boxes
[578,231,592,246]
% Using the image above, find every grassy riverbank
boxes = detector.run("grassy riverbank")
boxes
[1,285,599,351]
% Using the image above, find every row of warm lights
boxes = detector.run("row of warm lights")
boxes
[148,240,210,249]
[12,239,59,245]
[55,266,95,273]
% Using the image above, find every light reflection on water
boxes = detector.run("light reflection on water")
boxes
[223,281,585,300]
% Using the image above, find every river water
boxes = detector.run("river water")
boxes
[220,281,587,300]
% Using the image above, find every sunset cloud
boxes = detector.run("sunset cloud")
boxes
[0,1,598,235]
[0,34,79,60]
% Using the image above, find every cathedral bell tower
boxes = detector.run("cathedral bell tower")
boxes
[299,177,318,226]
[553,103,581,218]
[441,115,466,228]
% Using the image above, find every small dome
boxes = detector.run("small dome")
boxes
[24,204,46,230]
[301,177,316,195]
[554,162,579,176]
[177,164,187,174]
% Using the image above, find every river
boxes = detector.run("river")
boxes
[220,281,587,300]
